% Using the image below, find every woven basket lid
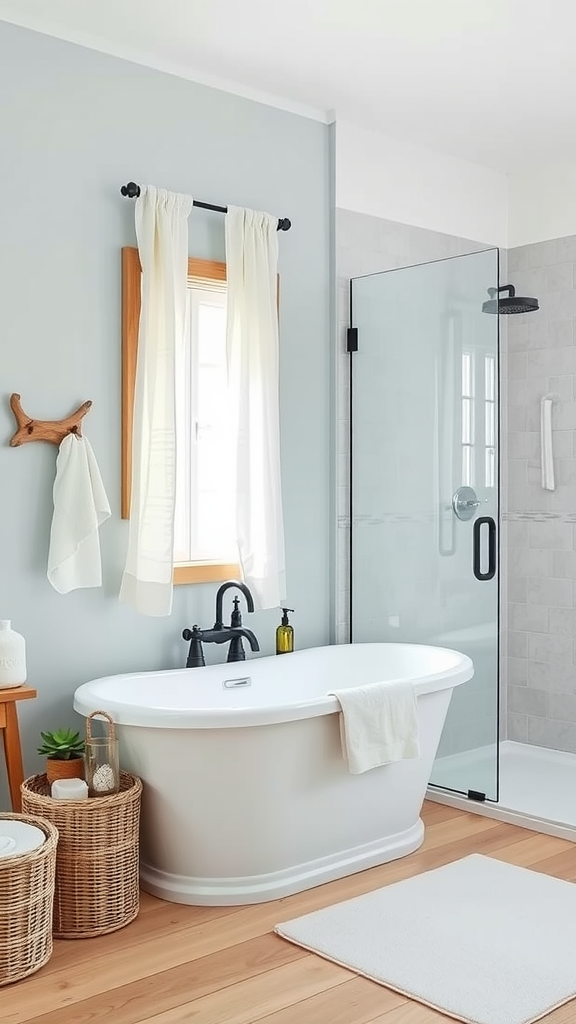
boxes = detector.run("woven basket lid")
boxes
[0,820,45,859]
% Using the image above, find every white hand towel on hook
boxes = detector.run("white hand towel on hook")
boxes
[540,396,555,491]
[47,433,111,593]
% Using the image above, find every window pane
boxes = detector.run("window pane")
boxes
[485,354,495,401]
[485,446,495,488]
[485,400,495,447]
[195,490,237,561]
[462,397,472,444]
[198,303,227,365]
[462,445,472,486]
[462,352,471,397]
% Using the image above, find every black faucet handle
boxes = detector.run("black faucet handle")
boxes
[182,625,201,641]
[230,597,242,628]
[183,625,206,668]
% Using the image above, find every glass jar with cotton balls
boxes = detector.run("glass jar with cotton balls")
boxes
[84,711,120,797]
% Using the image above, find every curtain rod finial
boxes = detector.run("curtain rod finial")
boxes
[121,182,141,199]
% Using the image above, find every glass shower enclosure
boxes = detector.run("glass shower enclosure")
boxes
[350,249,500,801]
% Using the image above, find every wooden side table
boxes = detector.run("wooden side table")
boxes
[0,685,37,812]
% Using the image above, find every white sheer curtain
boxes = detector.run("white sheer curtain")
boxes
[225,207,287,609]
[120,186,193,616]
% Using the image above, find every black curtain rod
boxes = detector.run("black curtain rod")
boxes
[120,182,291,231]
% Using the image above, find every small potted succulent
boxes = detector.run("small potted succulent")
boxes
[37,727,85,784]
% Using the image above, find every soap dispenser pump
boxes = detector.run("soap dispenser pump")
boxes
[276,608,294,655]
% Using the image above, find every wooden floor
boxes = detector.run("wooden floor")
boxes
[5,801,576,1024]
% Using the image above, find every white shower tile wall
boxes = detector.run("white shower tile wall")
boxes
[505,235,576,753]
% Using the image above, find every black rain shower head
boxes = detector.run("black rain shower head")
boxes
[482,284,539,315]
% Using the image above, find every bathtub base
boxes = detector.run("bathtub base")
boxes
[140,817,425,905]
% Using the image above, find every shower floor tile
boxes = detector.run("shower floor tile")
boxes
[432,740,576,827]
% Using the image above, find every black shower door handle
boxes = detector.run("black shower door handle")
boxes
[473,516,496,581]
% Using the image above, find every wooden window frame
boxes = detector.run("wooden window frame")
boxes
[121,246,240,585]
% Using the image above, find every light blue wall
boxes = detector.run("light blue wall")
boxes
[0,21,331,802]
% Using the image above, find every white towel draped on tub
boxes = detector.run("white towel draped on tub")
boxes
[329,680,420,774]
[47,433,111,594]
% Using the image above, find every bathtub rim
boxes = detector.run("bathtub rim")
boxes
[73,642,473,730]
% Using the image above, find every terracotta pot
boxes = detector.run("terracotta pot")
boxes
[46,757,85,785]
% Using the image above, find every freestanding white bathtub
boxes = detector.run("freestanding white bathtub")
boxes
[74,643,472,905]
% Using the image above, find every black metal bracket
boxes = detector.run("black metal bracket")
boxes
[347,327,358,353]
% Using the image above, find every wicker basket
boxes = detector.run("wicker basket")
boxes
[21,771,142,939]
[0,814,58,986]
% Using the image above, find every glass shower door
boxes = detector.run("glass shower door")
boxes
[350,249,500,801]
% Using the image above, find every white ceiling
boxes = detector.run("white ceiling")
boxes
[2,0,576,173]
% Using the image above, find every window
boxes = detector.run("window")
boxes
[459,348,496,493]
[122,247,240,585]
[174,277,238,566]
[484,353,496,488]
[461,351,474,487]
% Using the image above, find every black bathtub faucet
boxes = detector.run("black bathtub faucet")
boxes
[182,580,259,668]
[214,579,254,629]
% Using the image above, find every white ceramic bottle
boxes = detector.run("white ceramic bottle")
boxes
[0,620,27,688]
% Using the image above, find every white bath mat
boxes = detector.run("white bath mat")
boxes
[275,854,576,1024]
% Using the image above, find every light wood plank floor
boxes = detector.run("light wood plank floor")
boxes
[5,801,576,1024]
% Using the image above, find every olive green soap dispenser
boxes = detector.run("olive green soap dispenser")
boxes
[276,608,294,654]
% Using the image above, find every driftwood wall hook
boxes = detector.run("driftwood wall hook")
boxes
[9,393,93,447]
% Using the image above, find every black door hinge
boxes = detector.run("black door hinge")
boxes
[467,789,486,802]
[346,327,358,353]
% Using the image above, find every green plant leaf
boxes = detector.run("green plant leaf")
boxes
[37,727,85,759]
